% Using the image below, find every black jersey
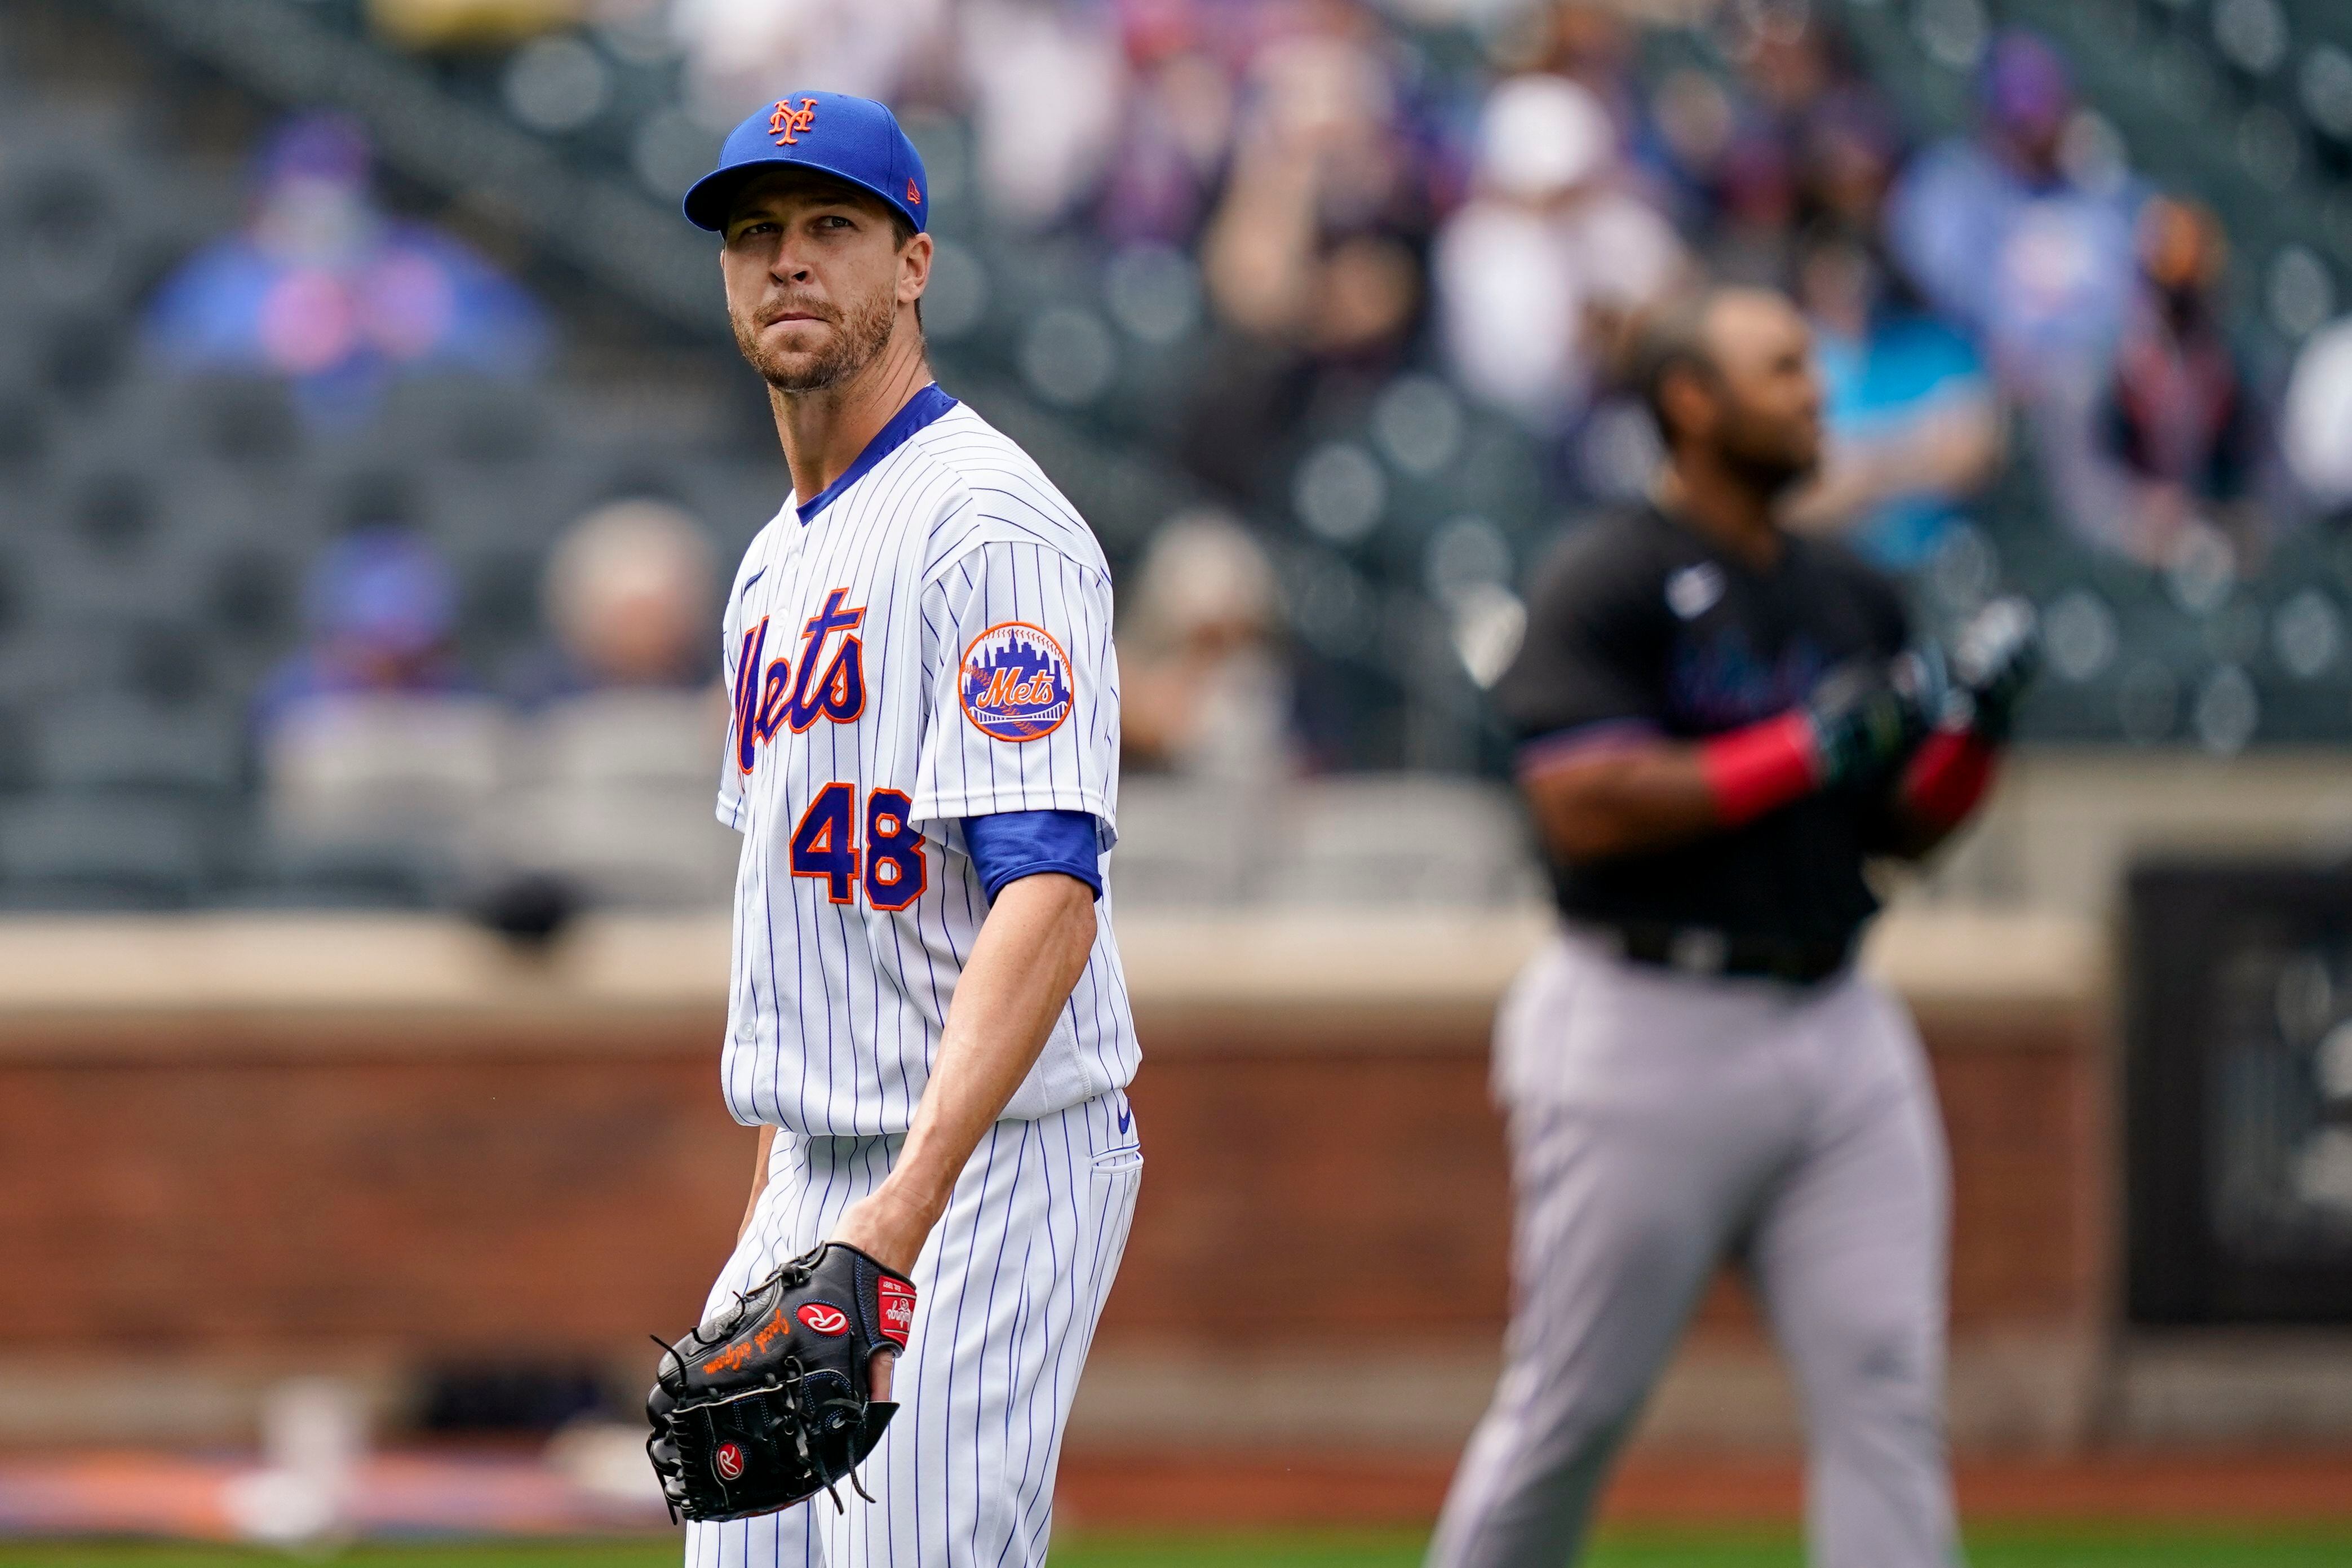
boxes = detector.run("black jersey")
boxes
[1493,504,1911,949]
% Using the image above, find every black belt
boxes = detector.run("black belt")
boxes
[1582,919,1854,985]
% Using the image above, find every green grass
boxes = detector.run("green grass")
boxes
[2,1529,2349,1567]
[1049,1530,2352,1568]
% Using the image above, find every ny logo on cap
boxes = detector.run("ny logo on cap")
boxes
[768,98,818,146]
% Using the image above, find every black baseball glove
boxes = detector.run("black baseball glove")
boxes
[1802,654,1937,790]
[645,1242,916,1524]
[1945,595,2040,741]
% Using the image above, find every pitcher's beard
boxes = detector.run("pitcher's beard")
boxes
[735,285,897,393]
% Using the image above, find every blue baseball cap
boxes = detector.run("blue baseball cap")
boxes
[683,91,929,234]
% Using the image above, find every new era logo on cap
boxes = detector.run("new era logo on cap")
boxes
[684,90,929,235]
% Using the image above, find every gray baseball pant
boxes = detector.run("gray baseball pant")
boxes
[1427,929,1957,1568]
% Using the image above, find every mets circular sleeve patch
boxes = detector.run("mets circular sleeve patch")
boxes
[959,622,1075,742]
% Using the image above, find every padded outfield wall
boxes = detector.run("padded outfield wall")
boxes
[0,907,2115,1456]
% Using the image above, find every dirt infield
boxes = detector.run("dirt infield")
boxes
[1055,1450,2352,1530]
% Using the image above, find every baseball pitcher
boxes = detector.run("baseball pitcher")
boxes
[643,92,1142,1568]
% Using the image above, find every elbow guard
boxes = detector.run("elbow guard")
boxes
[1699,711,1823,828]
[1893,727,1998,834]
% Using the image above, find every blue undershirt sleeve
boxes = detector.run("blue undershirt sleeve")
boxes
[960,809,1104,903]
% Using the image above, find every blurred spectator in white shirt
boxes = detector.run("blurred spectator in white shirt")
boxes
[1433,73,1686,433]
[1505,1,1642,136]
[956,0,1128,229]
[2285,317,2352,513]
[668,0,949,121]
[492,499,734,909]
[506,498,718,704]
[1120,510,1295,787]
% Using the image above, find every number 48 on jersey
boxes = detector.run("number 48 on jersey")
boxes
[790,784,927,911]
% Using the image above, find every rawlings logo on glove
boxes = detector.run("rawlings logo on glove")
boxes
[645,1242,915,1524]
[878,1277,915,1345]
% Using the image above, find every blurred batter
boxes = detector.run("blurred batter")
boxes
[1432,287,2033,1568]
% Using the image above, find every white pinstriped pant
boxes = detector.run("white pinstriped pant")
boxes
[1429,931,1955,1568]
[684,1090,1141,1568]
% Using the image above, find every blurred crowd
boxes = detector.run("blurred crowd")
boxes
[146,114,547,429]
[330,1,2352,586]
[253,493,733,915]
[402,0,2341,566]
[90,0,2352,910]
[103,99,718,913]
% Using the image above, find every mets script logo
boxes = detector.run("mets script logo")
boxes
[769,97,818,145]
[796,1303,849,1337]
[714,1442,746,1482]
[733,589,867,772]
[959,622,1073,742]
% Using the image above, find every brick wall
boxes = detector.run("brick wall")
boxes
[1113,996,2106,1349]
[1,990,2106,1375]
[2,1013,743,1355]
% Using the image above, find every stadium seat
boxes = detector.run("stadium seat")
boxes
[0,793,212,907]
[202,539,304,650]
[379,373,547,468]
[0,390,44,475]
[0,703,32,793]
[1107,777,1266,909]
[227,836,441,910]
[1262,774,1540,910]
[520,690,721,789]
[484,690,736,907]
[485,785,737,908]
[170,374,307,472]
[32,694,242,798]
[260,693,510,878]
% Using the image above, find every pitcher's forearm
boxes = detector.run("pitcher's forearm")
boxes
[896,873,1095,1217]
[834,872,1097,1270]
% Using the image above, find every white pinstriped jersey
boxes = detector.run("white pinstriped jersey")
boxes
[715,388,1140,1136]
